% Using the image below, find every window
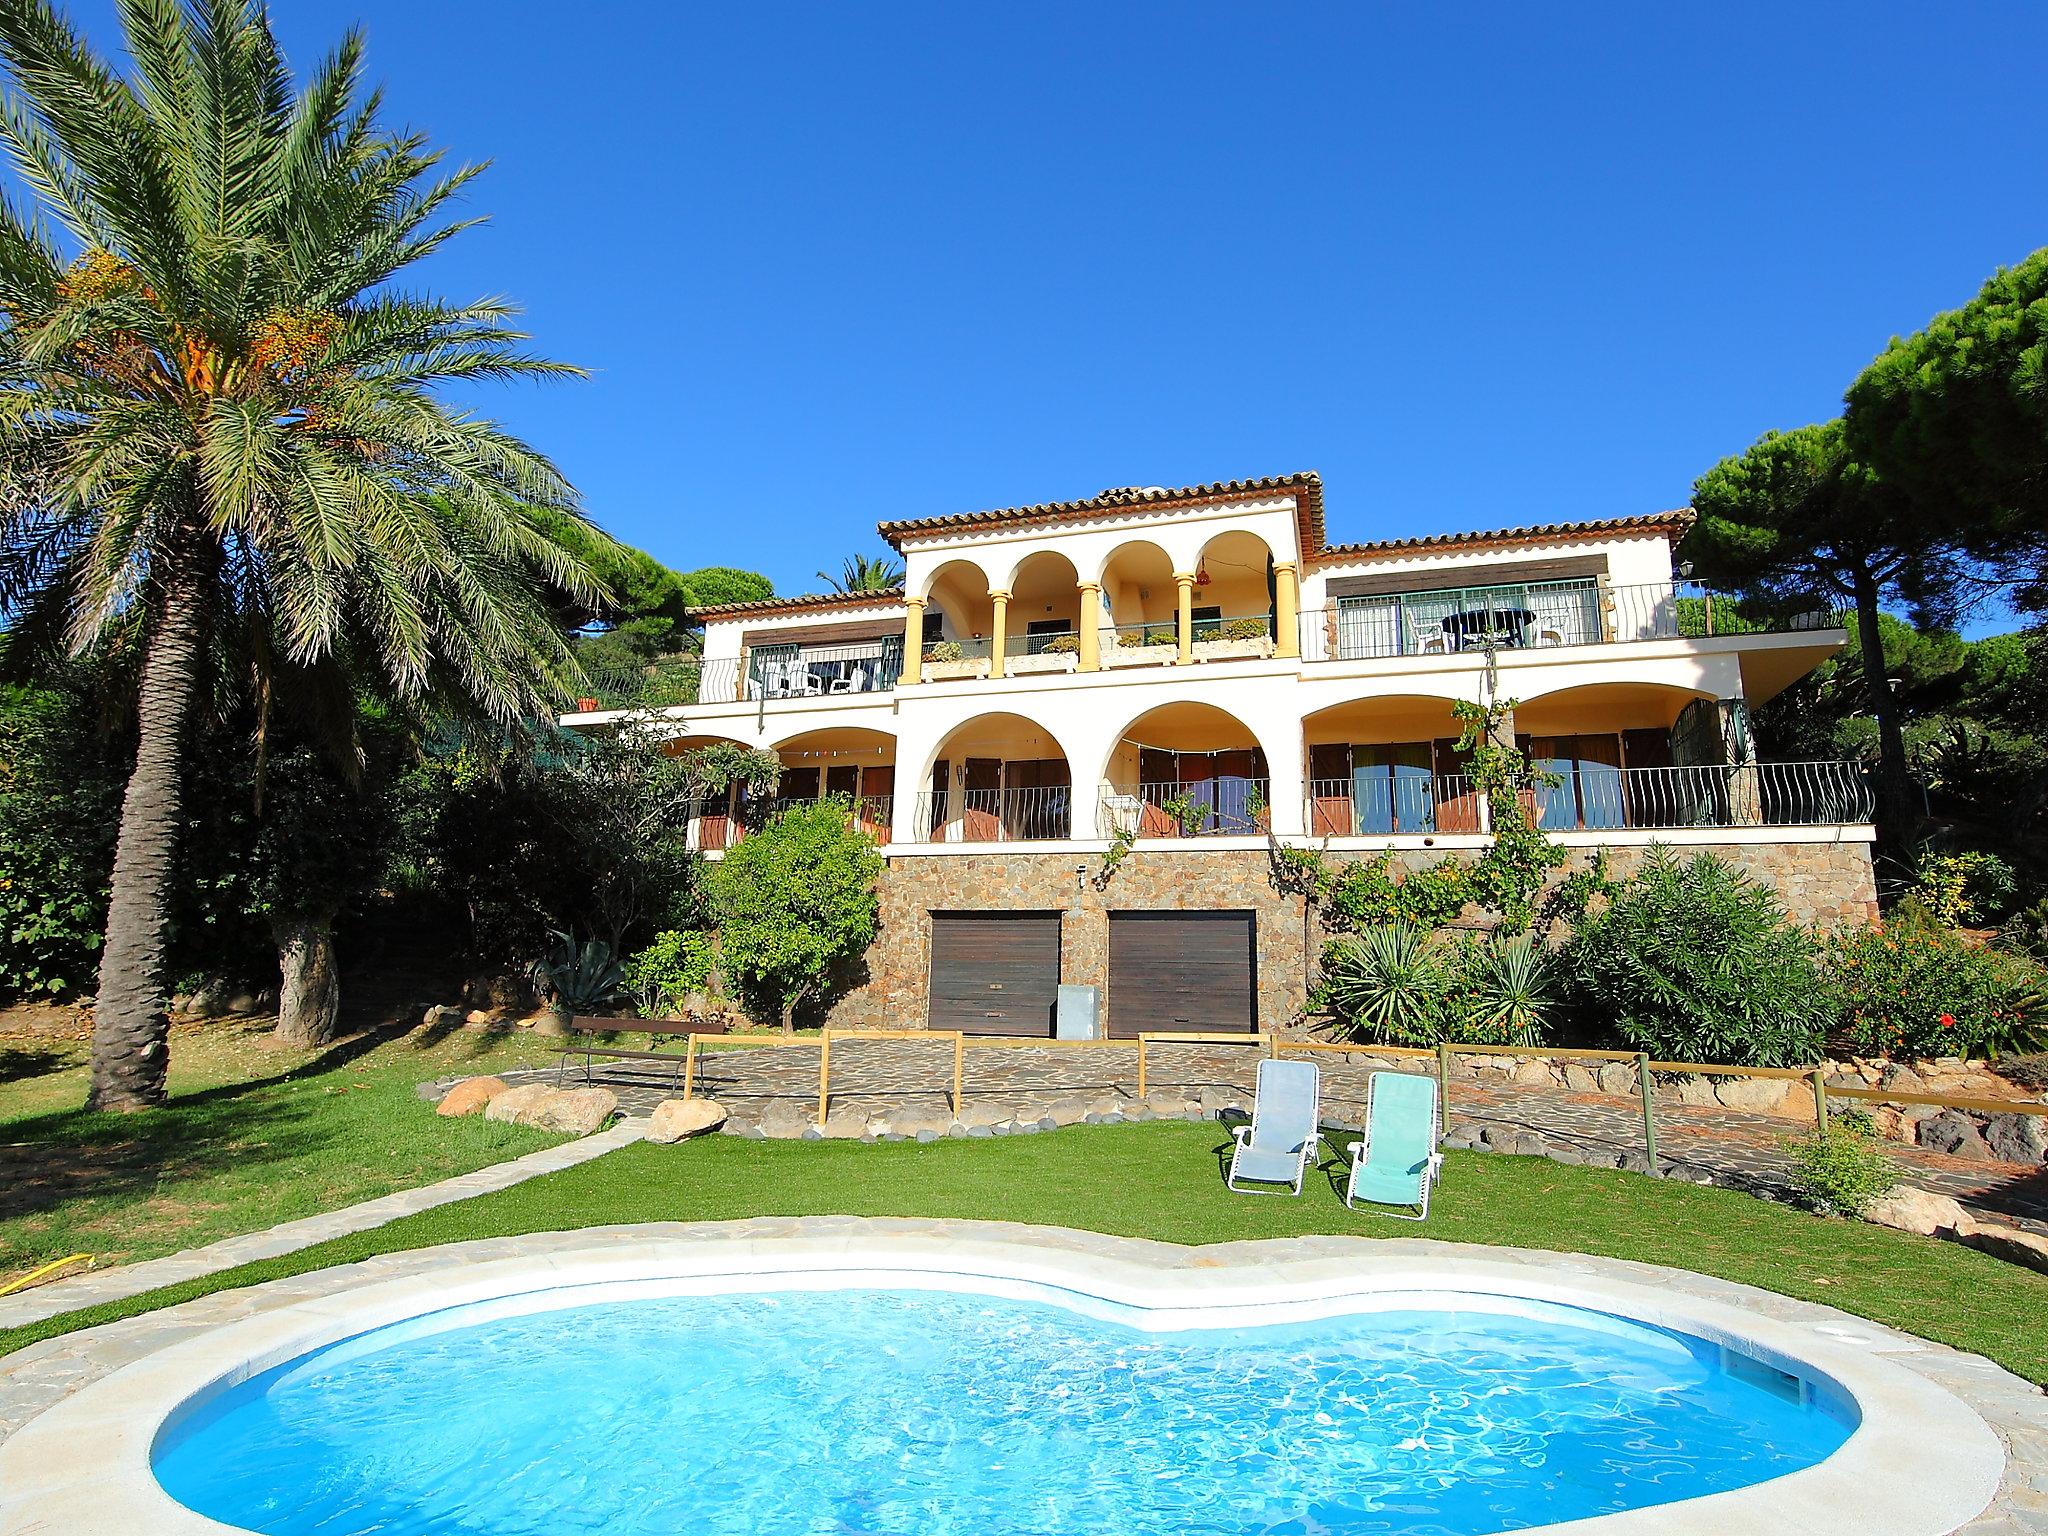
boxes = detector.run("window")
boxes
[921,611,945,645]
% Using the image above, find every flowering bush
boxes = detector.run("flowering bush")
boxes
[1824,913,2048,1058]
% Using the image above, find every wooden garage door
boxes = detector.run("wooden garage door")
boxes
[1108,911,1256,1037]
[928,912,1062,1036]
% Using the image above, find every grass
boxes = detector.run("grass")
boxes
[4,1118,2045,1382]
[0,1017,567,1277]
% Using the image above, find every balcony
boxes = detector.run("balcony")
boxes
[1298,581,1844,663]
[911,785,1073,843]
[1302,761,1872,836]
[579,641,901,712]
[688,793,894,853]
[1098,779,1272,838]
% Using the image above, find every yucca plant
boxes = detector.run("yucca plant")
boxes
[0,0,612,1106]
[530,930,629,1019]
[1317,924,1449,1046]
[1454,932,1554,1046]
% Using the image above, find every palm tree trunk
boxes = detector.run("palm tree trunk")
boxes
[87,563,207,1111]
[272,913,342,1047]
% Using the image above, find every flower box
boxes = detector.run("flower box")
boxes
[1191,635,1275,661]
[924,657,991,681]
[1009,651,1078,675]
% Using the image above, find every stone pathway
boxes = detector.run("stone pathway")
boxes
[0,1119,646,1332]
[528,1040,2048,1228]
[1,1220,2042,1535]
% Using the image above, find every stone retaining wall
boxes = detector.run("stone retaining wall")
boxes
[825,838,1880,1031]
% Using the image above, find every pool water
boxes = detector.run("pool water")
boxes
[154,1286,1855,1536]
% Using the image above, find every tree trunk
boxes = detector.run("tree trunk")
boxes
[1849,561,1916,857]
[87,562,208,1111]
[272,913,342,1048]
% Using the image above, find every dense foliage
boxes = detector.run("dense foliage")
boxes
[1317,927,1555,1047]
[623,930,717,1018]
[1783,1117,1898,1218]
[0,681,120,997]
[700,800,882,1032]
[1824,913,2048,1060]
[1561,848,1834,1067]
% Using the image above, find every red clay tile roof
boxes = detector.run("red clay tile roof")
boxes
[876,472,1327,553]
[686,587,906,619]
[1313,510,1694,563]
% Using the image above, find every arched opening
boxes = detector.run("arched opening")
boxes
[1101,701,1270,838]
[1301,696,1474,836]
[1191,528,1276,647]
[921,558,996,669]
[769,727,898,842]
[1005,550,1083,669]
[1096,539,1178,662]
[1513,682,1729,831]
[918,713,1073,842]
[656,732,758,852]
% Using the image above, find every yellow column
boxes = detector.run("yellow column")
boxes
[1076,581,1101,671]
[901,596,925,686]
[1174,572,1196,665]
[989,589,1010,679]
[1273,561,1299,659]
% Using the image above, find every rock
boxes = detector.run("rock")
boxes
[1917,1110,1993,1160]
[1511,1057,1553,1087]
[1562,1064,1599,1093]
[1442,1125,1483,1151]
[1877,1062,1927,1095]
[1714,1077,1791,1113]
[422,1004,465,1031]
[484,1083,557,1124]
[531,1087,617,1136]
[646,1098,728,1143]
[816,1107,870,1140]
[1864,1184,1976,1238]
[436,1076,509,1117]
[758,1100,814,1139]
[1197,1086,1247,1117]
[955,1104,1013,1135]
[1046,1093,1097,1127]
[1594,1062,1637,1097]
[1983,1112,2048,1164]
[1479,1126,1547,1156]
[186,977,235,1017]
[1778,1079,1817,1125]
[1963,1222,2048,1275]
[1869,1106,1918,1144]
[1667,1074,1720,1108]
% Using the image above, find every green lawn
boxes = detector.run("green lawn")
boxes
[0,1018,568,1276]
[5,1117,2045,1383]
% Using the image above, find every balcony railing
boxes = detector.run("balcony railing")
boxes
[575,640,903,711]
[1299,581,1845,663]
[1098,780,1272,839]
[690,794,895,852]
[911,786,1074,842]
[1301,761,1872,835]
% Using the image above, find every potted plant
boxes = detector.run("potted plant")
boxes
[1192,616,1276,660]
[1106,629,1174,668]
[921,640,989,681]
[529,930,629,1036]
[1011,632,1080,674]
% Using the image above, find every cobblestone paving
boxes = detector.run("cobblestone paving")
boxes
[534,1040,2048,1228]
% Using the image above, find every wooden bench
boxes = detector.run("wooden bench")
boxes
[554,1015,730,1094]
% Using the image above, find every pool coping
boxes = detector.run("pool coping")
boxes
[0,1219,2040,1536]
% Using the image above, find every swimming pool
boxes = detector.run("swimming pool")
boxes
[0,1227,2006,1536]
[155,1285,1854,1536]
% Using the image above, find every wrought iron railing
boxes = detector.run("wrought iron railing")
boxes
[689,793,896,852]
[911,785,1074,842]
[575,655,745,711]
[1097,780,1272,838]
[1299,761,1871,834]
[1298,581,1844,662]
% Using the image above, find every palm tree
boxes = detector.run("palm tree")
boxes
[816,551,904,594]
[0,0,613,1109]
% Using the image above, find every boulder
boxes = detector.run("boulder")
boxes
[1144,1090,1199,1118]
[436,1076,510,1117]
[1864,1184,1977,1238]
[1963,1222,2048,1275]
[484,1083,557,1125]
[186,977,236,1018]
[645,1098,729,1143]
[421,1003,465,1031]
[1877,1062,1928,1095]
[1511,1057,1553,1087]
[1917,1110,1993,1160]
[815,1107,870,1141]
[1983,1112,2048,1165]
[955,1103,1012,1135]
[521,1087,614,1136]
[1562,1064,1600,1093]
[1196,1086,1248,1117]
[1713,1077,1791,1113]
[758,1099,814,1139]
[1667,1075,1720,1109]
[1046,1093,1098,1127]
[1594,1062,1637,1097]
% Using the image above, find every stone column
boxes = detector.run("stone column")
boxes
[901,596,925,686]
[1273,561,1299,659]
[989,589,1011,679]
[1174,572,1196,665]
[1076,581,1102,672]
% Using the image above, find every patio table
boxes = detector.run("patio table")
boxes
[1442,606,1536,649]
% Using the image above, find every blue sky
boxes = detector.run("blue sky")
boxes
[27,2,2048,604]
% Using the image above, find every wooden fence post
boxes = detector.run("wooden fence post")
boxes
[1810,1068,1828,1136]
[952,1032,964,1118]
[1436,1042,1451,1137]
[816,1032,832,1127]
[1636,1052,1658,1175]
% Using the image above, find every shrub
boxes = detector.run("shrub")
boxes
[922,641,962,663]
[1562,846,1831,1066]
[1222,617,1271,641]
[1906,848,2017,926]
[529,931,629,1014]
[1318,926,1556,1047]
[1144,629,1178,646]
[624,929,716,1017]
[1825,912,2048,1058]
[1325,854,1470,931]
[0,682,119,999]
[1039,634,1079,654]
[1783,1119,1896,1217]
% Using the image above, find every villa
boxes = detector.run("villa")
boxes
[563,472,1873,1036]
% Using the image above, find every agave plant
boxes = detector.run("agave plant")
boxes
[530,931,629,1016]
[1317,924,1449,1046]
[1454,932,1554,1046]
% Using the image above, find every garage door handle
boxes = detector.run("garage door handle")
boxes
[987,983,1003,991]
